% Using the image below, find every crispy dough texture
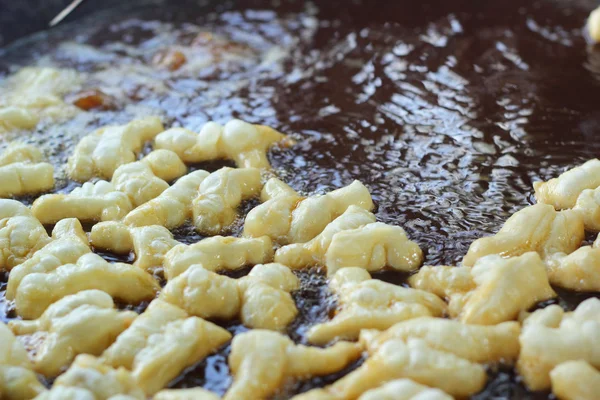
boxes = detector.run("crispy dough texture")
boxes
[90,222,178,272]
[0,143,54,198]
[163,235,273,280]
[124,170,209,229]
[111,150,186,207]
[550,360,600,400]
[274,205,421,274]
[518,298,600,391]
[101,300,231,395]
[307,268,446,345]
[223,329,362,400]
[0,163,55,198]
[14,253,159,319]
[0,144,44,166]
[7,218,89,299]
[0,107,39,132]
[358,379,454,400]
[292,380,454,400]
[154,119,288,168]
[324,222,423,276]
[67,117,164,181]
[410,253,555,325]
[32,181,133,224]
[462,204,584,266]
[9,290,136,377]
[0,323,46,400]
[407,265,475,300]
[244,178,374,244]
[0,67,81,132]
[191,167,262,235]
[534,159,600,210]
[160,263,299,330]
[530,159,600,231]
[572,187,600,231]
[545,234,600,291]
[360,317,520,364]
[0,200,51,271]
[295,339,485,399]
[274,205,377,269]
[39,354,145,400]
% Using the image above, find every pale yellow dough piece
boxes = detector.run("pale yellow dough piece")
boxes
[517,298,600,391]
[90,222,178,272]
[296,339,485,399]
[154,119,287,168]
[410,253,555,325]
[275,206,375,269]
[0,163,55,198]
[159,265,248,320]
[533,159,600,231]
[275,205,423,274]
[463,203,584,266]
[154,388,221,400]
[138,148,187,182]
[0,107,39,131]
[0,324,46,400]
[161,263,299,330]
[192,167,262,235]
[15,252,159,319]
[0,198,34,218]
[0,143,54,198]
[534,159,600,209]
[0,200,51,271]
[34,386,138,400]
[111,149,186,207]
[124,170,209,228]
[361,317,520,364]
[589,6,600,42]
[409,265,474,319]
[459,253,555,324]
[0,67,81,132]
[550,361,600,400]
[572,187,600,231]
[7,218,89,299]
[307,268,446,345]
[163,235,273,279]
[244,178,374,244]
[102,300,231,395]
[545,234,600,291]
[67,117,165,181]
[37,354,145,400]
[325,222,423,276]
[519,303,565,329]
[9,290,137,377]
[32,180,133,224]
[358,379,454,400]
[0,143,43,166]
[223,329,362,400]
[293,380,453,400]
[274,205,376,270]
[407,265,475,300]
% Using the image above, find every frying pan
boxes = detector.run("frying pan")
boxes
[1,0,600,399]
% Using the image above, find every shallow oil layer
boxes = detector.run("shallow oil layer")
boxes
[1,0,600,398]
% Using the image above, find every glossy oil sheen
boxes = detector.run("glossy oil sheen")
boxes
[1,0,599,398]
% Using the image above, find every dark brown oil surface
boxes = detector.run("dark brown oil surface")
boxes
[1,0,600,398]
